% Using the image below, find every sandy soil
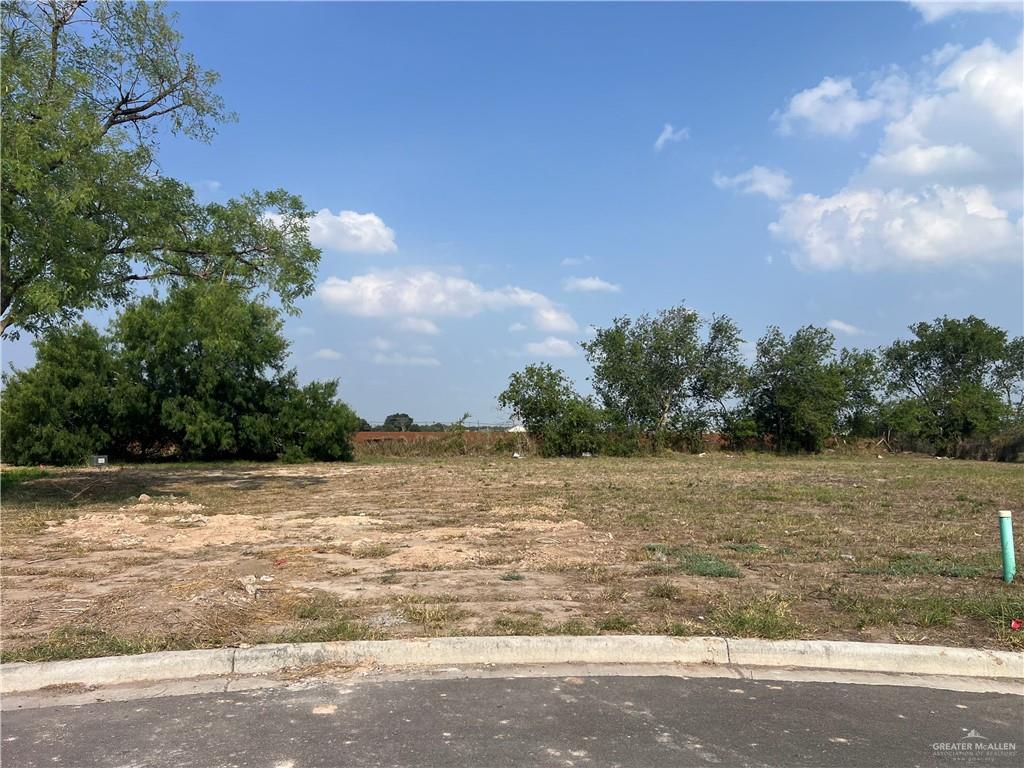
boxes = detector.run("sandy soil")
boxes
[2,454,1022,658]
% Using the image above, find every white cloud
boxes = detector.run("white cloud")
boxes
[313,347,343,360]
[761,37,1023,272]
[712,166,793,201]
[909,1,1022,22]
[563,276,622,293]
[319,268,577,332]
[827,319,865,336]
[654,123,689,151]
[533,306,578,332]
[307,209,397,254]
[560,255,592,267]
[525,337,577,358]
[370,337,394,351]
[294,326,316,337]
[860,39,1022,197]
[373,352,441,367]
[923,43,963,68]
[772,75,907,138]
[508,322,528,332]
[397,317,440,335]
[770,185,1021,271]
[864,144,985,180]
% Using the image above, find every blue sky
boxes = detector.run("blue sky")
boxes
[5,1,1023,424]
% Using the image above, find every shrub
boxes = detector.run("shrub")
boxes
[1,286,359,465]
[0,324,116,465]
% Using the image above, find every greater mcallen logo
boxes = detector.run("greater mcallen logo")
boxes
[933,729,1018,762]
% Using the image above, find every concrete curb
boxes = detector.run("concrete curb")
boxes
[1,636,1020,694]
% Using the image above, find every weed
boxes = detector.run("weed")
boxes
[828,587,1023,645]
[856,553,985,579]
[291,593,344,621]
[599,585,628,602]
[644,544,741,578]
[710,594,802,639]
[350,542,396,559]
[596,615,636,632]
[274,618,377,644]
[499,571,525,581]
[0,626,187,663]
[399,602,469,631]
[550,618,591,635]
[494,612,544,635]
[1,467,49,486]
[645,580,680,600]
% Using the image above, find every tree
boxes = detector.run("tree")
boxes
[110,282,293,459]
[993,336,1024,417]
[497,364,578,435]
[1,0,318,337]
[881,316,1012,453]
[743,326,845,453]
[1,285,359,464]
[0,323,117,465]
[278,381,360,462]
[836,348,882,437]
[581,305,744,442]
[382,413,414,432]
[497,364,602,456]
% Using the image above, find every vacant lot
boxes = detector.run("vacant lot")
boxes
[2,453,1022,661]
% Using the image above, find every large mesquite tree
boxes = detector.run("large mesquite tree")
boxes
[881,316,1020,453]
[581,305,745,442]
[1,0,318,337]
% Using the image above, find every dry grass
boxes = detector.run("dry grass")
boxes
[1,453,1022,660]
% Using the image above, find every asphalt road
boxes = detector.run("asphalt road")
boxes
[2,674,1021,768]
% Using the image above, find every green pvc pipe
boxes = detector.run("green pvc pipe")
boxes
[999,511,1016,584]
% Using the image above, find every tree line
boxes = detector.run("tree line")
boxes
[498,307,1024,460]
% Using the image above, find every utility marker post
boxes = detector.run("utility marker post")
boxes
[999,511,1016,584]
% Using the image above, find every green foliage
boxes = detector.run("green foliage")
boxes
[498,364,603,456]
[581,306,744,439]
[497,364,578,435]
[743,326,846,453]
[837,348,882,436]
[382,413,414,432]
[1,1,318,338]
[496,310,1020,459]
[596,615,636,632]
[279,382,359,462]
[112,283,291,459]
[539,397,603,458]
[710,594,802,639]
[857,553,985,579]
[0,467,49,486]
[1,324,117,465]
[644,544,741,578]
[0,626,188,663]
[881,316,1017,454]
[645,580,680,600]
[1,286,358,465]
[993,336,1024,417]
